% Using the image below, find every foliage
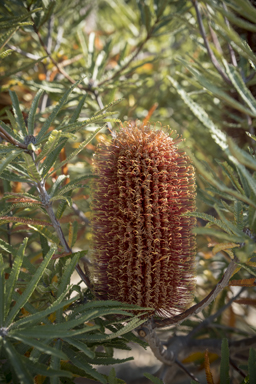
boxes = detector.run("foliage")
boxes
[0,0,256,383]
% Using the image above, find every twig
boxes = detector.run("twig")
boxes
[138,322,175,366]
[72,203,90,225]
[0,125,28,149]
[175,359,200,383]
[193,0,231,84]
[187,287,244,339]
[153,257,238,328]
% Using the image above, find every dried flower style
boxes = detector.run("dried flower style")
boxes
[91,122,196,317]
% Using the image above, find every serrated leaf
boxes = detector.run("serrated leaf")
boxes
[236,262,256,277]
[10,335,67,359]
[224,60,256,114]
[191,153,256,208]
[9,291,75,331]
[3,339,34,383]
[36,130,63,163]
[64,346,107,384]
[0,238,16,254]
[27,89,44,135]
[228,137,256,172]
[36,80,82,143]
[0,49,12,58]
[229,278,256,287]
[22,153,41,182]
[0,149,23,176]
[68,221,78,248]
[0,56,47,79]
[9,90,27,137]
[20,355,72,378]
[0,27,19,50]
[5,238,27,319]
[193,227,244,242]
[49,175,67,197]
[143,373,164,384]
[215,160,244,194]
[212,242,239,256]
[5,246,56,326]
[168,76,228,150]
[0,216,52,227]
[28,225,60,245]
[185,211,232,234]
[48,125,106,176]
[57,174,95,195]
[63,338,95,359]
[40,138,67,178]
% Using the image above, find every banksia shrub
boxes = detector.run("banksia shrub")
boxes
[91,122,196,317]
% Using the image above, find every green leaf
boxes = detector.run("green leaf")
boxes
[108,368,118,384]
[57,174,95,195]
[64,346,107,384]
[168,75,227,150]
[22,153,41,182]
[220,338,230,384]
[249,349,256,384]
[0,27,19,50]
[10,324,101,339]
[236,262,256,278]
[193,227,244,242]
[27,89,44,135]
[0,119,22,141]
[5,245,56,326]
[228,0,256,24]
[48,125,106,176]
[55,252,81,322]
[40,138,67,178]
[39,0,56,27]
[28,225,60,245]
[224,60,256,114]
[177,57,256,117]
[0,149,23,177]
[49,175,67,197]
[9,90,27,137]
[3,339,34,384]
[0,238,16,254]
[5,238,28,319]
[185,211,232,234]
[36,130,63,163]
[69,94,87,123]
[0,56,47,79]
[0,49,12,59]
[228,137,256,172]
[215,160,244,194]
[36,80,82,143]
[9,292,75,331]
[50,338,62,384]
[63,338,95,359]
[0,255,5,327]
[144,373,164,384]
[20,355,72,378]
[10,335,68,359]
[190,153,256,209]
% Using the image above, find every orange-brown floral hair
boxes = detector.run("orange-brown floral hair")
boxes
[91,122,196,318]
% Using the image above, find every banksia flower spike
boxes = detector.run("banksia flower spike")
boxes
[91,122,196,318]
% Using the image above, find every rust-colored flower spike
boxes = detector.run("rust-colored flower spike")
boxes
[91,122,196,318]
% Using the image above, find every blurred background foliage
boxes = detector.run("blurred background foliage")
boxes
[0,0,256,383]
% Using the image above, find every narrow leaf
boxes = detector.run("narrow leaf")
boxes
[27,89,44,135]
[0,149,23,176]
[63,338,95,359]
[36,80,82,143]
[3,339,34,384]
[0,255,5,327]
[9,91,27,137]
[249,349,256,384]
[143,373,164,384]
[5,238,27,319]
[220,338,230,384]
[10,335,67,359]
[5,246,56,326]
